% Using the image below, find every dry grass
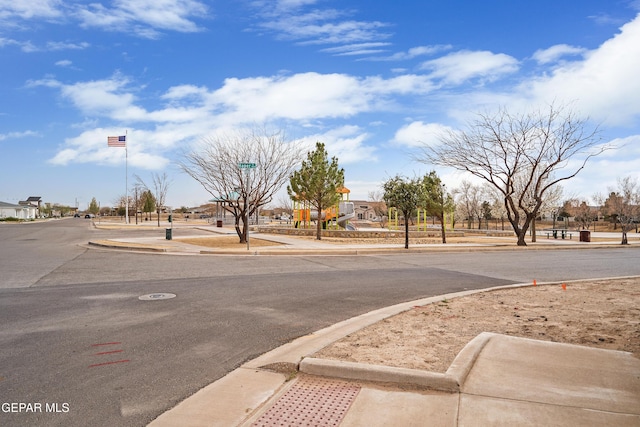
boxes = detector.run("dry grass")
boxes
[176,235,283,248]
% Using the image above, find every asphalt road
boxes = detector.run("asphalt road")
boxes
[1,219,639,427]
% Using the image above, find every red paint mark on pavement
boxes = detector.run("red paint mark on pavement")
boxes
[89,342,129,368]
[89,359,130,368]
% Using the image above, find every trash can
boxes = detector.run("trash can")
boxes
[166,228,172,240]
[216,219,223,227]
[579,230,591,242]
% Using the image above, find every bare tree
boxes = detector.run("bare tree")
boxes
[276,193,294,222]
[152,172,172,226]
[416,103,605,246]
[484,184,508,230]
[453,180,483,229]
[180,128,303,243]
[603,177,640,244]
[565,198,594,230]
[367,190,388,228]
[136,173,172,227]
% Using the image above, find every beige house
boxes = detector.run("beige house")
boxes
[351,200,383,221]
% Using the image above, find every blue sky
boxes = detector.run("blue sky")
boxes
[1,0,639,210]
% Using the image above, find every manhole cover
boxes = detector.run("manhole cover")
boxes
[138,293,176,301]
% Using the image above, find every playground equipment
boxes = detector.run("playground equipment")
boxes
[387,207,454,231]
[293,187,356,230]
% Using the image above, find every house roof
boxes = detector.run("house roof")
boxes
[27,196,42,202]
[0,201,31,209]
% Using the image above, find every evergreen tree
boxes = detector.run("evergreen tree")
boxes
[421,171,454,243]
[88,197,99,216]
[288,142,344,240]
[142,190,156,220]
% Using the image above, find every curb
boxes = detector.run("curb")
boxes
[88,240,169,252]
[88,239,637,256]
[299,332,495,393]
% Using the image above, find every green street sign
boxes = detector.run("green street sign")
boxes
[238,162,256,169]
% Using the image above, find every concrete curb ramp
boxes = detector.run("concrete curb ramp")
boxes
[298,331,491,393]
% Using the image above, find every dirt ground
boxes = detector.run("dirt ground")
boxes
[314,278,640,373]
[176,235,283,248]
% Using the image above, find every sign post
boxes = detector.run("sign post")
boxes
[238,162,256,251]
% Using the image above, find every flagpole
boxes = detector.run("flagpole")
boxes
[125,130,129,224]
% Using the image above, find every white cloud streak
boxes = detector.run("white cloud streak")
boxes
[0,130,40,141]
[0,0,62,20]
[392,122,454,147]
[420,50,520,85]
[532,44,587,64]
[0,0,208,39]
[74,0,208,38]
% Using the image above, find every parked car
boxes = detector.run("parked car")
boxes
[73,213,80,218]
[84,214,95,219]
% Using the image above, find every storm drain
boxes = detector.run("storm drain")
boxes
[138,293,176,301]
[252,376,361,426]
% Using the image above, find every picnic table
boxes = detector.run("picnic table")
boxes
[544,229,573,240]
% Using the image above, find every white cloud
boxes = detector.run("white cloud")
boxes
[74,0,208,38]
[36,71,432,126]
[0,37,89,53]
[209,72,434,123]
[0,0,62,20]
[365,44,452,61]
[46,40,90,51]
[48,127,171,169]
[320,42,391,56]
[522,15,640,126]
[392,121,454,147]
[296,125,377,164]
[55,59,72,67]
[0,130,39,141]
[253,2,391,49]
[59,77,147,120]
[0,37,37,52]
[532,44,587,65]
[420,50,519,85]
[38,70,440,171]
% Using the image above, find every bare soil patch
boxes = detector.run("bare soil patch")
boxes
[314,278,640,373]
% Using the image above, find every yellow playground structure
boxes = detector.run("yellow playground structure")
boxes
[292,187,356,231]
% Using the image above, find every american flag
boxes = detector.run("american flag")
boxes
[107,135,126,147]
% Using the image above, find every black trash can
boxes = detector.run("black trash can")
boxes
[579,230,591,242]
[216,219,223,227]
[166,228,172,240]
